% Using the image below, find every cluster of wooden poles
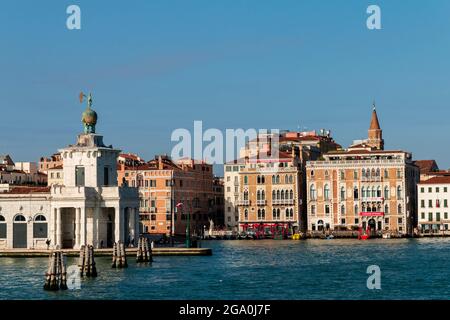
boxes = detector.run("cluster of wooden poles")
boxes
[43,251,68,291]
[136,237,153,262]
[78,245,97,277]
[111,241,128,268]
[44,237,154,290]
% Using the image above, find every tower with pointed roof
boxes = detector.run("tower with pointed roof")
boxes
[367,103,384,150]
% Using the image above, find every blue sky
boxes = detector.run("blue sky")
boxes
[1,0,450,175]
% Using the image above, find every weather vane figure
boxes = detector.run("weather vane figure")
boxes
[79,92,98,134]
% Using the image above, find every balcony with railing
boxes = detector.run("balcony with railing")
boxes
[237,200,250,206]
[256,199,267,206]
[272,199,295,206]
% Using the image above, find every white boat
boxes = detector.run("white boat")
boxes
[382,233,391,239]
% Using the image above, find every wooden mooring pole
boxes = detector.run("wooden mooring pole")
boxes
[43,251,68,291]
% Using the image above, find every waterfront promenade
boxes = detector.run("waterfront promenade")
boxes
[0,247,212,257]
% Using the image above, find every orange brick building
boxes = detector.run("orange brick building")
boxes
[118,155,216,236]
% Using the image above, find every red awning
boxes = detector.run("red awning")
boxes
[359,212,384,217]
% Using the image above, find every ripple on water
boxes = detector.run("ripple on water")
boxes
[1,238,450,299]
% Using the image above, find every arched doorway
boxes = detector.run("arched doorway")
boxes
[317,220,324,231]
[368,218,376,236]
[13,214,27,248]
[33,214,48,239]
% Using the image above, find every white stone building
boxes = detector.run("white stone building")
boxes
[0,94,139,249]
[417,176,450,234]
[223,160,244,233]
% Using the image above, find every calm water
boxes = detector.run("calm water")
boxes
[1,238,450,300]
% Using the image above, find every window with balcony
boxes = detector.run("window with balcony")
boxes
[384,186,389,199]
[310,184,316,200]
[324,184,330,201]
[397,186,403,199]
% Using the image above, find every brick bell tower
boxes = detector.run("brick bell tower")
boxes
[367,103,384,150]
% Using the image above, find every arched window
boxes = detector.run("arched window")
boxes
[257,209,261,220]
[257,190,261,200]
[261,176,265,184]
[354,187,359,199]
[244,176,248,185]
[340,170,345,180]
[371,169,376,178]
[285,175,289,184]
[244,209,248,220]
[33,214,47,238]
[34,215,46,221]
[257,176,261,184]
[384,205,389,214]
[362,169,366,178]
[354,204,359,215]
[371,187,376,198]
[310,185,316,200]
[261,190,265,200]
[397,186,402,199]
[311,205,316,215]
[376,168,380,177]
[377,187,381,198]
[362,204,367,212]
[377,204,381,212]
[281,190,285,200]
[384,169,389,178]
[244,191,249,200]
[398,204,402,214]
[290,208,294,219]
[341,205,345,215]
[272,190,276,200]
[289,175,293,183]
[384,186,389,199]
[285,208,289,218]
[273,209,277,220]
[0,215,5,222]
[324,184,330,200]
[272,175,276,184]
[362,187,366,198]
[277,208,281,219]
[262,209,266,220]
[276,175,280,184]
[14,215,26,222]
[290,190,293,200]
[340,186,345,200]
